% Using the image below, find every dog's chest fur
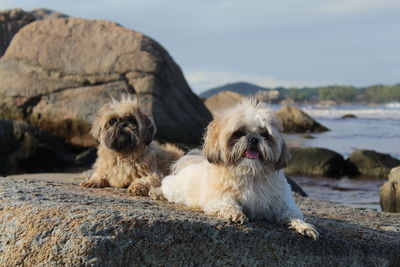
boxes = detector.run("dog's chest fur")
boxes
[97,146,156,187]
[235,172,287,221]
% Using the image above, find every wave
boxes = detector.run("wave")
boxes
[301,107,400,119]
[385,102,400,108]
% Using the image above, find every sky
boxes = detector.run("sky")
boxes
[1,0,400,94]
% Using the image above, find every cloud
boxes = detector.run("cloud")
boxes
[184,70,322,94]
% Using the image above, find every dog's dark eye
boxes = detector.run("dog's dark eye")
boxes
[109,118,118,125]
[232,130,246,139]
[126,116,137,125]
[261,131,271,140]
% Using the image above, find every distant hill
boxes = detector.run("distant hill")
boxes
[199,82,270,98]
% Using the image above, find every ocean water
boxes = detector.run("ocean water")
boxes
[298,103,400,158]
[274,102,400,211]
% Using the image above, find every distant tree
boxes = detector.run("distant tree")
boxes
[289,87,298,100]
[318,86,357,102]
[362,84,400,102]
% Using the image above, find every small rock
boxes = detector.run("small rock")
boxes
[380,167,400,213]
[388,167,400,181]
[348,150,400,178]
[341,114,357,119]
[285,147,345,177]
[276,106,329,133]
[204,91,245,115]
[0,119,76,175]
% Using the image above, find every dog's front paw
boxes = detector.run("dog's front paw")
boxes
[219,207,248,224]
[80,178,109,188]
[288,219,319,240]
[148,187,166,200]
[128,183,150,196]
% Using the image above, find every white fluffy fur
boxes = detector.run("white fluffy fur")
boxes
[160,99,319,240]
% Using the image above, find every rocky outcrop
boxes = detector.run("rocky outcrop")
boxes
[0,119,79,175]
[204,91,245,115]
[0,17,212,146]
[285,147,345,177]
[349,149,400,178]
[0,9,35,57]
[276,106,329,133]
[29,8,68,20]
[0,8,68,57]
[0,176,399,266]
[341,114,357,119]
[380,167,400,213]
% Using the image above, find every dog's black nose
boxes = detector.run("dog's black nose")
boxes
[247,135,259,145]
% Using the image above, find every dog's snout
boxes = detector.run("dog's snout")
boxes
[247,135,259,145]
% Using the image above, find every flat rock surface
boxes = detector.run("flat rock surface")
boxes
[1,175,399,266]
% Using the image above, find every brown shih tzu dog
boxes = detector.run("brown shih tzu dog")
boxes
[80,96,184,196]
[160,98,319,240]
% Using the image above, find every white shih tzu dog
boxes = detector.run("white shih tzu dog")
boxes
[160,99,319,240]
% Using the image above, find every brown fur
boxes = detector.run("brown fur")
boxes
[80,97,184,196]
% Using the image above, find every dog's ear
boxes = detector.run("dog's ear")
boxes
[203,121,222,164]
[90,104,112,141]
[90,118,102,141]
[271,115,284,132]
[276,139,290,170]
[141,113,157,145]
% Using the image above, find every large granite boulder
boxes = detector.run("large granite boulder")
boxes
[0,176,399,266]
[204,91,245,115]
[285,147,345,177]
[0,17,212,146]
[0,119,77,175]
[276,106,329,133]
[349,149,400,178]
[380,167,400,213]
[0,9,35,57]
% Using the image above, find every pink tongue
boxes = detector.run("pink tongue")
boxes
[244,150,259,159]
